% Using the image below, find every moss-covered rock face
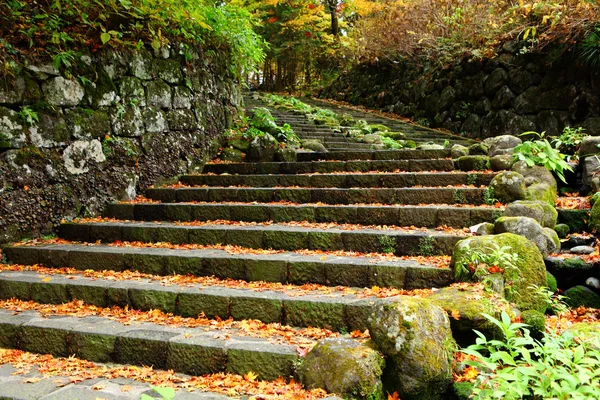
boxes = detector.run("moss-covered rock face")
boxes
[276,147,297,162]
[489,154,514,171]
[521,309,546,338]
[220,148,244,163]
[564,286,600,309]
[468,143,488,156]
[566,322,600,340]
[512,161,558,206]
[65,108,111,140]
[554,223,570,238]
[488,171,525,203]
[367,297,454,400]
[494,216,559,257]
[41,76,85,107]
[247,134,279,162]
[524,182,557,206]
[302,139,327,153]
[504,200,558,228]
[455,155,490,171]
[451,144,468,159]
[450,233,547,312]
[588,198,600,233]
[297,338,385,400]
[546,272,558,293]
[427,285,516,346]
[0,107,26,149]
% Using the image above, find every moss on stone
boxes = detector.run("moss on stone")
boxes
[588,198,600,233]
[525,183,556,206]
[0,132,11,149]
[452,382,475,400]
[564,285,600,309]
[546,272,558,293]
[455,156,490,171]
[451,233,547,312]
[521,309,546,338]
[554,223,570,238]
[298,338,385,400]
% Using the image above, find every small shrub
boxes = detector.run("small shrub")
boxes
[513,131,573,183]
[453,189,468,204]
[553,126,586,157]
[379,235,397,254]
[418,236,435,256]
[461,312,600,400]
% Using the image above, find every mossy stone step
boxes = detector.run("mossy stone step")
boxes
[296,149,451,161]
[180,172,495,189]
[4,244,453,288]
[0,308,300,380]
[105,203,502,229]
[202,159,453,175]
[56,221,464,255]
[146,186,487,206]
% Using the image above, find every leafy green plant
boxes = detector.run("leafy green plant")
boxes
[17,106,38,127]
[452,189,468,204]
[455,244,519,281]
[379,235,397,254]
[381,136,404,149]
[553,126,586,157]
[467,174,478,186]
[530,284,569,315]
[141,386,176,400]
[579,26,600,68]
[483,187,499,205]
[513,131,573,183]
[461,312,600,400]
[418,236,435,256]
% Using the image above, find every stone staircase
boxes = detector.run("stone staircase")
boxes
[0,97,508,397]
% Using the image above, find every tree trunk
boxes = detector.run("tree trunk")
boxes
[327,0,339,36]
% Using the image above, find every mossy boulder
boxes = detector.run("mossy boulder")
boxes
[451,233,547,312]
[276,148,297,162]
[525,183,557,206]
[382,132,406,140]
[521,309,546,338]
[220,148,244,163]
[579,136,600,158]
[488,171,525,203]
[489,154,514,171]
[247,133,279,162]
[368,297,454,400]
[468,143,488,156]
[546,272,558,293]
[504,200,558,228]
[362,134,382,144]
[512,161,557,206]
[494,216,559,257]
[297,338,385,400]
[451,144,469,159]
[427,285,516,346]
[302,139,327,152]
[566,322,600,340]
[65,108,111,140]
[452,382,475,400]
[227,138,250,152]
[455,156,490,171]
[418,143,445,150]
[564,285,600,309]
[369,124,389,133]
[554,223,570,238]
[487,135,522,157]
[588,198,600,233]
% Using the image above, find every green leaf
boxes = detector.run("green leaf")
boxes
[100,32,111,44]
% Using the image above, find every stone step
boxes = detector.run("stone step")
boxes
[0,357,304,400]
[179,172,495,189]
[203,159,454,175]
[105,202,502,229]
[296,149,451,161]
[0,269,386,331]
[4,243,453,288]
[55,221,466,255]
[146,186,487,206]
[0,307,304,380]
[326,144,387,151]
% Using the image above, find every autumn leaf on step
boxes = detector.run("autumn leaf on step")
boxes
[296,346,309,357]
[23,377,41,383]
[450,309,461,320]
[244,371,258,382]
[91,384,105,390]
[388,391,400,400]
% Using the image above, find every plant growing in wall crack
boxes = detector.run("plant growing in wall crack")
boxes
[17,106,38,127]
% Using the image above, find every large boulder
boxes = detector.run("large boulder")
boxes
[451,233,548,312]
[589,198,600,233]
[455,156,490,171]
[451,144,469,159]
[297,338,385,400]
[564,286,600,309]
[504,200,558,228]
[512,161,558,205]
[247,133,279,162]
[489,154,514,171]
[487,135,522,157]
[468,143,488,156]
[578,136,600,157]
[494,216,559,257]
[368,297,454,400]
[220,148,244,163]
[427,285,518,346]
[488,171,525,203]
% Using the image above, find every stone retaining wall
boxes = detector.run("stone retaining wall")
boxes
[0,47,241,243]
[321,42,600,138]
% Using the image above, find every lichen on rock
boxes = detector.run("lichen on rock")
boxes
[63,139,106,174]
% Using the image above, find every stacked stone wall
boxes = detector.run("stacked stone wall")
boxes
[0,47,241,243]
[321,42,600,138]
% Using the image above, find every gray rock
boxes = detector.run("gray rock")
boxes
[368,297,454,400]
[461,114,482,137]
[492,85,516,110]
[582,117,600,136]
[130,49,154,80]
[362,134,382,144]
[488,171,526,203]
[111,106,145,137]
[454,155,490,171]
[570,246,595,255]
[418,143,445,150]
[504,200,558,228]
[0,107,26,149]
[220,148,244,163]
[512,161,557,190]
[247,134,279,162]
[297,338,385,400]
[276,148,297,162]
[146,79,172,109]
[42,77,85,106]
[29,110,70,148]
[485,68,508,96]
[482,110,535,137]
[580,136,600,157]
[494,216,559,257]
[488,135,522,157]
[554,223,570,239]
[468,143,488,156]
[63,140,106,175]
[583,157,600,186]
[302,140,327,153]
[172,86,193,109]
[490,154,514,171]
[469,222,495,236]
[451,144,469,159]
[119,77,146,106]
[142,108,168,134]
